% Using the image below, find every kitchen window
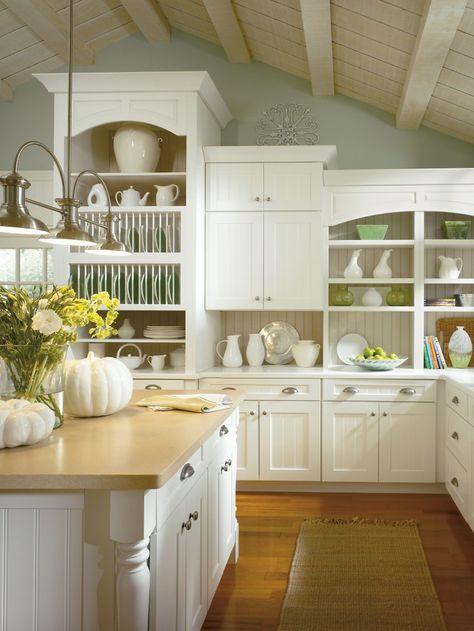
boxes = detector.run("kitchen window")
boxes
[0,245,54,291]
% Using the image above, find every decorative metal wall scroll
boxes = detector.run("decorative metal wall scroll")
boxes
[256,103,319,145]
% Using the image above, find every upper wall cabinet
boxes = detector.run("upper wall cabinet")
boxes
[206,162,323,211]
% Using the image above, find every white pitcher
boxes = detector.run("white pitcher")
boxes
[87,183,108,208]
[292,340,320,367]
[438,255,463,279]
[155,184,180,206]
[216,334,243,368]
[246,333,265,367]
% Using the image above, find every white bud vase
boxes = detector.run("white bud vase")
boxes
[343,249,363,279]
[362,287,383,306]
[373,249,393,278]
[117,318,135,339]
[448,326,472,368]
[292,340,320,367]
[246,333,265,367]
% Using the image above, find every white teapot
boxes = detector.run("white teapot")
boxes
[438,255,463,279]
[115,186,149,207]
[155,184,180,206]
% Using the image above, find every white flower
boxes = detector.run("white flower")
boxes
[37,299,49,310]
[31,309,63,336]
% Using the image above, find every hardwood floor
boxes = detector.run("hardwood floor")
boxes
[203,491,474,631]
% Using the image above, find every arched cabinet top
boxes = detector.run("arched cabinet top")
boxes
[323,169,474,226]
[34,71,232,132]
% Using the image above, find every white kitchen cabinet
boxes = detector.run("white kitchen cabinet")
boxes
[207,419,237,604]
[322,400,436,483]
[199,378,321,482]
[150,472,208,631]
[206,211,323,310]
[206,161,323,211]
[236,401,259,480]
[322,401,379,482]
[259,400,320,481]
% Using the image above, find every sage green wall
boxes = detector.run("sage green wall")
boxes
[1,29,473,170]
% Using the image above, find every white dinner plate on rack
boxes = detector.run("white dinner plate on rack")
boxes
[336,333,368,365]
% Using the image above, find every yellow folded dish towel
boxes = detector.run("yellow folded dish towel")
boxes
[136,393,233,413]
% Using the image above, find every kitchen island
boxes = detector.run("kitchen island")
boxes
[0,390,243,631]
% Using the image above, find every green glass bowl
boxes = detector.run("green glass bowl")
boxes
[356,225,389,240]
[442,221,470,239]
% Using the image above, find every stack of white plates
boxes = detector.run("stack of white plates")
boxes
[144,325,185,339]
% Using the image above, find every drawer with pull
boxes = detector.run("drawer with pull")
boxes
[133,379,185,391]
[446,382,468,420]
[322,379,436,402]
[198,377,320,401]
[445,449,469,520]
[445,406,470,468]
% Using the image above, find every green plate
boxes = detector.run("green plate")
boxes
[140,273,154,303]
[127,227,141,252]
[126,272,140,304]
[167,271,180,304]
[154,227,167,252]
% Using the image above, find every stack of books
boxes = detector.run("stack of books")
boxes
[423,335,447,369]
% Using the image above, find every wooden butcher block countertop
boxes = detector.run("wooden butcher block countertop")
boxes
[0,390,244,491]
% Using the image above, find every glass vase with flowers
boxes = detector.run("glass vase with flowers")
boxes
[0,286,119,427]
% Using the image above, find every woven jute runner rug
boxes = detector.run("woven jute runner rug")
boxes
[278,517,447,631]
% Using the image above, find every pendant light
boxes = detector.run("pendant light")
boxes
[0,0,131,256]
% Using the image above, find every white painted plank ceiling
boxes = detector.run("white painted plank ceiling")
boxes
[0,0,473,143]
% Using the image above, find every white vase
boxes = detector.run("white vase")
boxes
[373,249,393,278]
[117,318,135,339]
[448,326,472,368]
[292,340,320,367]
[216,334,243,368]
[343,249,363,279]
[113,123,163,173]
[246,333,265,367]
[362,287,383,306]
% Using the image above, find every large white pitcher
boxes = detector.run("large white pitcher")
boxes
[216,334,243,367]
[155,184,180,206]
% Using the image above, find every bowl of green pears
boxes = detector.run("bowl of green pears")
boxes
[349,346,408,371]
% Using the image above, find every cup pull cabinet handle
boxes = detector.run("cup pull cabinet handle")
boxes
[282,387,298,394]
[222,387,236,391]
[451,477,459,488]
[451,431,459,440]
[452,396,459,405]
[180,463,195,481]
[219,425,229,436]
[400,387,416,395]
[145,384,162,390]
[343,387,359,394]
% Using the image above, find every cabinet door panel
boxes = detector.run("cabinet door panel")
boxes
[185,474,208,631]
[264,162,322,211]
[259,401,320,481]
[322,401,378,482]
[236,402,259,480]
[206,212,263,309]
[206,163,263,211]
[263,212,322,310]
[379,403,436,483]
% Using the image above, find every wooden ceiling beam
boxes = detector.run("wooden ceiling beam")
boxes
[300,0,334,96]
[3,0,93,65]
[396,0,468,129]
[120,0,170,42]
[202,0,251,63]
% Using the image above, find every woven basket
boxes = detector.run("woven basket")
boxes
[435,317,474,367]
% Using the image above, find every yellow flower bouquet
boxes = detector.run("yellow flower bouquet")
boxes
[0,286,119,427]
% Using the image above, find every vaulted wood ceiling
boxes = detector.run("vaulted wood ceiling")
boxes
[1,0,473,144]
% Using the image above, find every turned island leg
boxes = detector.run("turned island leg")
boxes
[110,490,157,631]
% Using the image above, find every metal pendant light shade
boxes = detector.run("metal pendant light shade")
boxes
[0,173,50,236]
[39,198,96,246]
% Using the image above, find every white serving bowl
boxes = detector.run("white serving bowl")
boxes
[348,356,408,371]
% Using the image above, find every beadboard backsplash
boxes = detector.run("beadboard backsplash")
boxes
[220,311,324,365]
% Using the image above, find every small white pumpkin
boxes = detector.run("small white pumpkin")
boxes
[64,352,133,417]
[0,399,55,448]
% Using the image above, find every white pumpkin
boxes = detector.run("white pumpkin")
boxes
[0,399,55,448]
[64,352,133,417]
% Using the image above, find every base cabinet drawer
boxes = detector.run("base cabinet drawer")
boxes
[446,382,468,419]
[133,379,185,391]
[445,449,469,521]
[199,377,320,401]
[445,407,470,468]
[323,379,436,402]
